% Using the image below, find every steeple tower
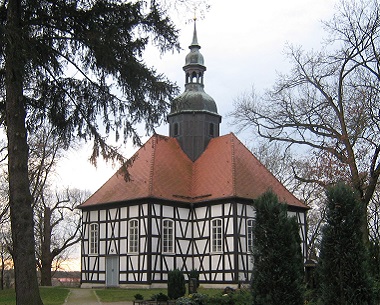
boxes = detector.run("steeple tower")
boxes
[168,19,221,161]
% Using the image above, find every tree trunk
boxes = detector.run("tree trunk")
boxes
[40,207,52,286]
[5,0,43,304]
[40,259,53,287]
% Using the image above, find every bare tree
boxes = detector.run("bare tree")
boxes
[0,158,11,290]
[27,126,66,206]
[0,180,8,228]
[368,187,380,284]
[160,0,210,19]
[34,187,88,286]
[368,189,380,242]
[250,141,295,188]
[0,126,88,286]
[0,228,12,290]
[26,126,88,286]
[252,142,326,258]
[231,0,380,240]
[0,140,8,227]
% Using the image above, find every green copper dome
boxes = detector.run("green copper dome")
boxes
[168,19,221,161]
[171,83,217,114]
[185,49,204,65]
[169,19,218,115]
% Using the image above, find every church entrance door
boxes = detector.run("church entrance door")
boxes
[106,256,119,287]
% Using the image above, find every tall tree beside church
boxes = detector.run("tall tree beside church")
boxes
[317,183,373,305]
[0,0,179,304]
[252,191,304,305]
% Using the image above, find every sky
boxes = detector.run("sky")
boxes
[55,0,341,271]
[56,0,339,194]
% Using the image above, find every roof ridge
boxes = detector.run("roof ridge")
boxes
[148,135,157,196]
[190,160,195,199]
[230,133,237,197]
[230,133,306,208]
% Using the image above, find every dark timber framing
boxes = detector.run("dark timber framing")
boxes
[81,198,307,287]
[80,20,308,289]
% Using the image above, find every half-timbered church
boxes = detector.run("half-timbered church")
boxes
[79,21,308,288]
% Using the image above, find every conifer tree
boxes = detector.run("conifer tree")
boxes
[168,269,186,299]
[0,1,179,303]
[317,183,374,305]
[252,191,304,305]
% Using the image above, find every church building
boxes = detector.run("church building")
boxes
[78,22,308,288]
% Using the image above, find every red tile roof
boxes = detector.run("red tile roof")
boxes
[80,133,307,209]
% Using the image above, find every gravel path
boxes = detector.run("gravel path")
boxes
[65,288,101,305]
[64,288,134,305]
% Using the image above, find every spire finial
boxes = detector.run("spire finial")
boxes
[191,11,199,47]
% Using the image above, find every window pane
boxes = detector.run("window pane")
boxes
[89,223,98,255]
[163,220,174,253]
[129,220,139,253]
[247,219,254,252]
[211,219,222,252]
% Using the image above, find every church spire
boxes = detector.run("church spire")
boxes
[168,20,222,161]
[191,17,200,47]
[184,18,205,85]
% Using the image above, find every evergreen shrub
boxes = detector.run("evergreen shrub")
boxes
[189,269,200,288]
[317,183,374,305]
[174,290,252,305]
[251,191,304,305]
[151,292,169,302]
[168,269,186,299]
[134,293,144,300]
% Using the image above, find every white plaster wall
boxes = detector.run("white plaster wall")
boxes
[89,210,99,221]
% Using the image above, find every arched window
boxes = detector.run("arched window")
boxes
[191,71,197,83]
[247,219,254,252]
[162,219,174,253]
[89,223,98,255]
[128,219,139,254]
[211,218,223,253]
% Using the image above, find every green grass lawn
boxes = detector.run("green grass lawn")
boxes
[95,287,223,302]
[0,287,69,305]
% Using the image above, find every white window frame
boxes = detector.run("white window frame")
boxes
[89,223,98,255]
[162,219,174,254]
[247,218,254,253]
[211,218,223,253]
[128,219,139,254]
